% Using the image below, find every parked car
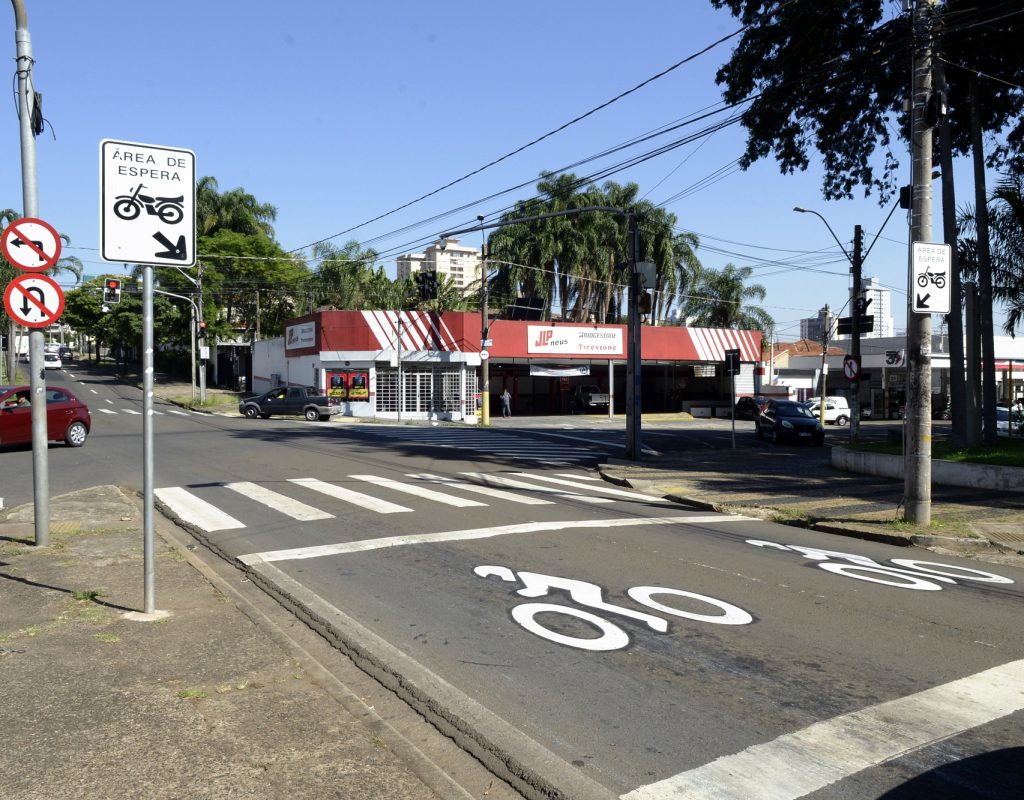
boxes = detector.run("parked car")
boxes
[43,352,62,370]
[756,400,825,445]
[0,385,91,448]
[734,395,769,420]
[238,386,341,421]
[804,396,851,426]
[569,384,610,414]
[995,406,1024,438]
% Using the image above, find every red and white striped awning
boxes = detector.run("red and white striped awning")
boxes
[684,327,761,362]
[361,310,463,352]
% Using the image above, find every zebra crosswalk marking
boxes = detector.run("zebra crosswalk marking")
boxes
[225,481,335,521]
[458,472,614,503]
[155,487,246,531]
[348,475,487,507]
[510,472,669,502]
[407,473,555,505]
[288,477,412,514]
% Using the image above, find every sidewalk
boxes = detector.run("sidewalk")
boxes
[597,446,1024,561]
[0,488,514,800]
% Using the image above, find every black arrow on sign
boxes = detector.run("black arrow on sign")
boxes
[152,231,188,261]
[20,286,46,316]
[12,237,46,261]
[916,292,931,308]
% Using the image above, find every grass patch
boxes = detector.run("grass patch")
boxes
[848,438,1024,468]
[71,589,102,602]
[176,688,208,700]
[94,633,120,643]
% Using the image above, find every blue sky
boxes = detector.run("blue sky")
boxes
[2,0,995,339]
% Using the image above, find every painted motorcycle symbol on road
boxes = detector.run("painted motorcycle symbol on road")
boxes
[475,565,752,652]
[746,539,1013,590]
[113,184,185,225]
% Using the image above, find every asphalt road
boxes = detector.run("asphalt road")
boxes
[5,365,1022,799]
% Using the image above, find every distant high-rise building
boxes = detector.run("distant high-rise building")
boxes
[800,306,837,343]
[397,239,482,296]
[858,277,893,338]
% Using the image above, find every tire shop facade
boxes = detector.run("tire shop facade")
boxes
[252,310,763,422]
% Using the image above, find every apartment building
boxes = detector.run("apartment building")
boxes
[396,239,482,295]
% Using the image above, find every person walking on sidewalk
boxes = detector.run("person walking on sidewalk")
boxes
[500,388,512,418]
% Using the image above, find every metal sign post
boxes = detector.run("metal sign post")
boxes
[100,139,196,616]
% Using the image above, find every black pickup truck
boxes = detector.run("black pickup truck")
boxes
[238,386,341,421]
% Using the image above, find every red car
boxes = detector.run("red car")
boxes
[0,385,92,448]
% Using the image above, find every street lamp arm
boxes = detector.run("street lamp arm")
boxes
[154,288,199,317]
[793,206,853,266]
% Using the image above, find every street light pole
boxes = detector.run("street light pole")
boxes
[155,289,199,402]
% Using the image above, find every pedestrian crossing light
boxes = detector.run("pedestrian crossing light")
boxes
[417,270,438,300]
[103,278,122,304]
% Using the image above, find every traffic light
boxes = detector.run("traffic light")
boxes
[197,321,207,339]
[103,278,122,304]
[417,270,438,300]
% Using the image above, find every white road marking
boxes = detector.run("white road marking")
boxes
[512,472,669,502]
[167,409,191,416]
[288,477,411,514]
[239,515,755,564]
[225,481,335,521]
[407,473,555,505]
[121,408,142,415]
[621,658,1024,800]
[155,487,245,532]
[349,474,487,508]
[98,408,117,415]
[459,472,614,503]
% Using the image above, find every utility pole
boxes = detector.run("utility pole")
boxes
[905,0,937,524]
[478,216,490,426]
[818,304,829,427]
[849,225,864,442]
[625,213,642,461]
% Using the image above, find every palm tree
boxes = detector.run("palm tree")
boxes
[196,176,277,238]
[681,262,775,334]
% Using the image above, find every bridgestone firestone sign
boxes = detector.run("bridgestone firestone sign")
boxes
[100,139,196,266]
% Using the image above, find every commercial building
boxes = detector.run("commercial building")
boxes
[253,310,763,421]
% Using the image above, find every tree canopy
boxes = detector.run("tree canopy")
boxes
[709,1,1024,200]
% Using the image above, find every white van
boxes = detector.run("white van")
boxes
[804,396,851,426]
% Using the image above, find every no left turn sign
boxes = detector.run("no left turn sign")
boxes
[1,217,62,271]
[3,273,65,328]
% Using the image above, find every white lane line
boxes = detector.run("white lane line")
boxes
[621,658,1024,800]
[408,473,555,505]
[225,481,335,522]
[104,397,112,402]
[121,408,142,415]
[349,474,487,508]
[98,408,117,415]
[288,477,411,514]
[155,487,245,532]
[459,472,614,504]
[557,473,601,481]
[512,472,669,502]
[239,515,755,564]
[167,409,190,416]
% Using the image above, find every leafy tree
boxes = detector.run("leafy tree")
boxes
[680,262,775,333]
[310,239,380,310]
[708,1,1024,199]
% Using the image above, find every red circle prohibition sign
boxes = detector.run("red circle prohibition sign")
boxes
[3,273,65,328]
[1,217,62,271]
